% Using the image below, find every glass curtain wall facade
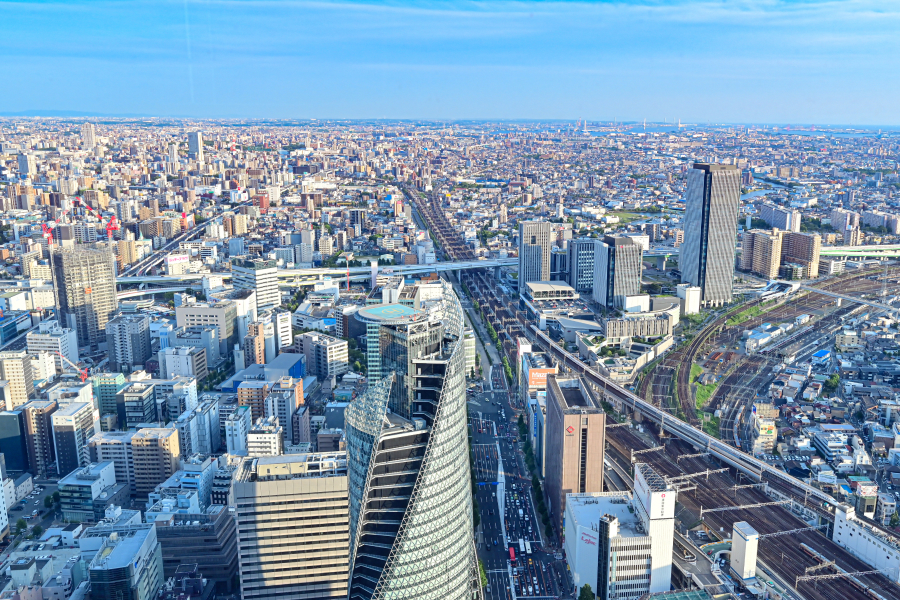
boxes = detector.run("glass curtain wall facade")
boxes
[346,281,480,600]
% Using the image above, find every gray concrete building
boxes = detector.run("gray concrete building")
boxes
[106,314,152,373]
[53,244,118,349]
[518,220,552,287]
[593,235,642,309]
[680,163,740,307]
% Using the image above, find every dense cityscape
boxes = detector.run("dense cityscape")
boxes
[0,118,898,600]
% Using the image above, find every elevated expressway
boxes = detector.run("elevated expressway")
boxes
[111,258,519,286]
[527,325,838,510]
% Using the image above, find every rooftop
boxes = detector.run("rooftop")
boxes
[356,302,422,323]
[567,492,646,539]
[236,452,348,483]
[84,525,156,571]
[637,463,669,492]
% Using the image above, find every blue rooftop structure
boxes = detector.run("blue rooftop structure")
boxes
[356,303,420,322]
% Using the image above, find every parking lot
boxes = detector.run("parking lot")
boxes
[5,482,60,548]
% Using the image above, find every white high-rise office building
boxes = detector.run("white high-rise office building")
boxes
[81,123,97,149]
[188,131,204,162]
[26,320,79,374]
[680,163,740,307]
[518,220,552,287]
[231,258,279,312]
[564,464,675,600]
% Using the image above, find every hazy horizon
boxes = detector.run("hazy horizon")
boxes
[3,1,899,125]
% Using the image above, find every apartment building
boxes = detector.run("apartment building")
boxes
[297,332,349,379]
[741,229,782,279]
[26,320,79,374]
[231,258,279,311]
[52,402,99,476]
[0,350,34,409]
[132,428,181,497]
[88,431,137,494]
[106,314,152,373]
[22,400,58,477]
[53,244,118,349]
[760,202,800,232]
[237,381,270,422]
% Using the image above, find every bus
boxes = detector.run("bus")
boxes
[509,547,516,564]
[525,540,532,555]
[518,539,526,556]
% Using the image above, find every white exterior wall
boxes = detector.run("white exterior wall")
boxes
[731,521,759,581]
[2,478,14,514]
[26,320,79,372]
[564,500,600,594]
[225,407,251,455]
[833,504,900,582]
[633,465,675,594]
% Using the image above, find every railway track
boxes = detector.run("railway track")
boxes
[640,269,899,435]
[604,426,900,600]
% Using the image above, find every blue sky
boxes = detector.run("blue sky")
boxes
[1,0,899,124]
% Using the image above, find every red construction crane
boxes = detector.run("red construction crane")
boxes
[105,215,120,239]
[56,351,89,382]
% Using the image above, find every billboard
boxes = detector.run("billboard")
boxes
[166,254,190,265]
[527,367,555,387]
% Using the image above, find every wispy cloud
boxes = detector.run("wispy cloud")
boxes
[0,0,898,122]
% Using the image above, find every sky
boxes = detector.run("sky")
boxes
[1,0,899,124]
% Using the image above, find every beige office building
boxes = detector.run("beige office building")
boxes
[544,375,606,536]
[0,350,34,409]
[234,453,349,600]
[131,428,180,496]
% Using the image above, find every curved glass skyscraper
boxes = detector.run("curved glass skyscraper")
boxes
[346,281,479,600]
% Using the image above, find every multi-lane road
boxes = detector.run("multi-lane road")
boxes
[471,366,568,600]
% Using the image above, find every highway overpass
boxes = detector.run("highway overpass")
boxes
[528,325,838,509]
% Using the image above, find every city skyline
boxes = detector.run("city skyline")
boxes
[2,1,900,124]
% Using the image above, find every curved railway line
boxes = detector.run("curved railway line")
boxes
[638,270,900,430]
[410,189,900,600]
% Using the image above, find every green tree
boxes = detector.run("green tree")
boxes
[52,491,59,503]
[43,496,53,509]
[15,518,26,534]
[32,525,44,539]
[479,559,489,588]
[579,583,595,600]
[891,512,900,528]
[823,374,840,395]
